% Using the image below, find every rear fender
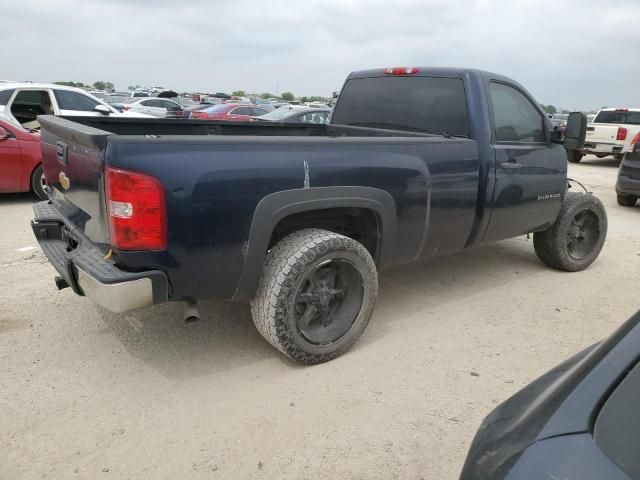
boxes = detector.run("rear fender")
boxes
[233,186,397,302]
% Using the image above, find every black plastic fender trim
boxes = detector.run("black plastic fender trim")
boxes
[232,186,397,302]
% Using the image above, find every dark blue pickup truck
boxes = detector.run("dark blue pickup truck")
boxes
[32,67,606,364]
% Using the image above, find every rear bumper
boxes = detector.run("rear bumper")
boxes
[617,153,640,195]
[581,142,624,155]
[617,174,640,196]
[31,201,169,313]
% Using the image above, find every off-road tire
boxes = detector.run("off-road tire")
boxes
[617,194,638,207]
[30,164,47,200]
[533,193,607,272]
[250,228,378,365]
[567,150,583,163]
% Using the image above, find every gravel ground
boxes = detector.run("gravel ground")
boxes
[1,155,639,480]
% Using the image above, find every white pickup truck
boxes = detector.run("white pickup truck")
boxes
[569,108,640,163]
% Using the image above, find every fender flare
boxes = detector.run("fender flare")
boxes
[233,186,397,302]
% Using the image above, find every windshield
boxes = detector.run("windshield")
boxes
[594,110,640,125]
[258,108,302,120]
[203,103,234,113]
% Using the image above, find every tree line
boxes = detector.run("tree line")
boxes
[53,81,328,101]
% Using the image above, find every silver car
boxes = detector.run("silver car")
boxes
[120,97,185,118]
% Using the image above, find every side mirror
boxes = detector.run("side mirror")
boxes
[0,126,13,141]
[94,104,111,115]
[563,112,587,150]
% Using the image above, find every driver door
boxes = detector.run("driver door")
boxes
[482,81,566,242]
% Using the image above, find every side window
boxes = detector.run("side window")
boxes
[10,90,54,125]
[251,107,267,116]
[490,82,545,143]
[53,90,100,111]
[139,100,153,107]
[231,107,251,116]
[159,100,179,110]
[0,89,15,105]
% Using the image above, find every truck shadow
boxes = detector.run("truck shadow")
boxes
[576,156,621,168]
[0,192,38,205]
[98,237,549,379]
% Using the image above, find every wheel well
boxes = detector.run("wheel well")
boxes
[269,207,381,260]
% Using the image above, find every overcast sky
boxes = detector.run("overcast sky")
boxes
[3,0,639,110]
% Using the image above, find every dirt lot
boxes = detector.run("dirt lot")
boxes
[1,155,638,480]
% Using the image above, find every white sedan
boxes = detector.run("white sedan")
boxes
[0,82,150,128]
[117,97,185,118]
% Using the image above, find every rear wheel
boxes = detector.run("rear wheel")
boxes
[617,194,638,207]
[534,193,607,272]
[595,153,608,159]
[250,228,378,365]
[567,150,584,163]
[30,164,47,200]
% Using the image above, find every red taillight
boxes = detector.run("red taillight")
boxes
[617,127,627,141]
[105,167,166,250]
[191,111,207,119]
[631,131,640,151]
[384,67,419,75]
[122,105,130,111]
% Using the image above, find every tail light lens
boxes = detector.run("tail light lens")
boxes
[122,105,130,111]
[105,167,167,250]
[617,127,627,141]
[631,131,640,152]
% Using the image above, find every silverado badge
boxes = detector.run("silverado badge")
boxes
[58,171,70,190]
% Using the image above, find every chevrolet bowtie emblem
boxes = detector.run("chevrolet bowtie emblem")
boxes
[58,171,70,190]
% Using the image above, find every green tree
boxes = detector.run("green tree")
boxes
[104,82,115,92]
[300,96,308,103]
[259,92,273,99]
[92,81,106,91]
[54,81,86,88]
[281,91,294,101]
[308,96,327,103]
[542,104,557,114]
[232,90,246,97]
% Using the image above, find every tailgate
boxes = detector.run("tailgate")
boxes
[586,124,621,144]
[39,115,112,249]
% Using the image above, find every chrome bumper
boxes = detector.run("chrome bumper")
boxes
[31,201,168,314]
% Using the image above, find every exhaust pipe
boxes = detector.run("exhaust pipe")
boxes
[54,276,70,290]
[184,299,200,323]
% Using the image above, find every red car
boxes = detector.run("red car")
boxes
[0,119,46,199]
[190,103,269,121]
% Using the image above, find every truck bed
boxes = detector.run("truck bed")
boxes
[38,115,481,302]
[56,115,440,138]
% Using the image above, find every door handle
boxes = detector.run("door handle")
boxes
[501,160,521,170]
[56,141,68,166]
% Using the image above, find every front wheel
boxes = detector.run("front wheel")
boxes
[251,228,378,365]
[567,150,583,163]
[533,193,607,272]
[617,194,638,207]
[30,164,48,200]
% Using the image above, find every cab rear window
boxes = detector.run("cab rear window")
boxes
[331,76,469,137]
[594,110,640,125]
